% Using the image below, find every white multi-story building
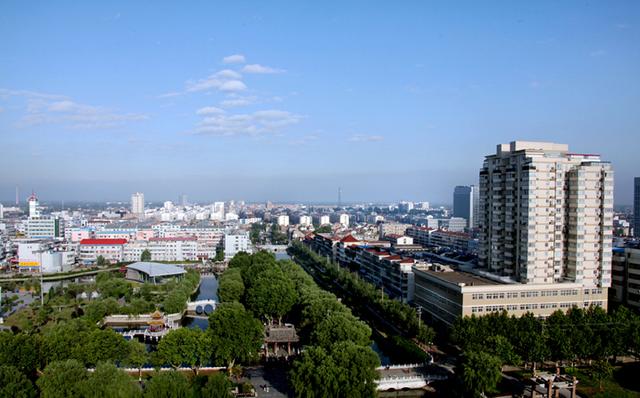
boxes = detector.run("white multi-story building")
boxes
[224,231,250,259]
[277,215,290,227]
[339,214,350,227]
[79,238,127,264]
[131,192,144,216]
[299,215,312,227]
[478,141,613,287]
[0,203,3,219]
[317,215,331,226]
[210,202,225,221]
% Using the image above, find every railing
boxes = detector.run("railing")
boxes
[376,363,423,370]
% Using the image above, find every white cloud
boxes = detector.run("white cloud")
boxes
[196,106,225,115]
[220,96,257,108]
[215,69,242,80]
[4,93,148,129]
[196,109,301,137]
[589,49,606,57]
[186,70,247,93]
[242,64,285,74]
[348,134,384,142]
[219,80,247,92]
[222,54,246,64]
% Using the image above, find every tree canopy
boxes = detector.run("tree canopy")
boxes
[207,302,263,368]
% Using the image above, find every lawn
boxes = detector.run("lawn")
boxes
[567,363,640,398]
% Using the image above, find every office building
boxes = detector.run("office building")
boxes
[453,185,476,228]
[26,217,64,239]
[478,141,613,287]
[413,266,607,326]
[611,246,640,311]
[635,177,640,238]
[131,192,144,216]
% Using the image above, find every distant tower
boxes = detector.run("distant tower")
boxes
[338,187,342,208]
[28,191,40,218]
[181,194,188,207]
[131,192,145,216]
[15,186,19,205]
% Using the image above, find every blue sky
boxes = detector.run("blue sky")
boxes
[0,1,638,204]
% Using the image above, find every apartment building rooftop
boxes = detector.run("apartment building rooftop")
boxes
[422,269,498,287]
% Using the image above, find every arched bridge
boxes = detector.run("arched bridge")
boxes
[375,363,448,391]
[186,300,217,318]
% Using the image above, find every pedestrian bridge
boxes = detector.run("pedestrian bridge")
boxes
[186,299,217,318]
[376,363,447,391]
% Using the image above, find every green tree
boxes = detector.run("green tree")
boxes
[96,255,108,266]
[41,319,96,365]
[0,365,36,398]
[125,340,148,381]
[201,372,233,397]
[83,329,131,366]
[460,351,502,398]
[329,341,380,397]
[79,362,142,398]
[314,225,332,234]
[214,247,225,262]
[163,289,187,313]
[486,335,520,368]
[591,359,613,392]
[208,302,263,369]
[218,268,245,303]
[37,359,88,398]
[143,371,190,398]
[245,267,298,323]
[311,311,372,349]
[140,249,152,262]
[157,328,212,375]
[290,346,338,398]
[0,332,41,375]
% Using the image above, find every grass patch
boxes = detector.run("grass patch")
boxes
[566,365,640,398]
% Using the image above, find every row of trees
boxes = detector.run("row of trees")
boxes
[288,241,436,345]
[450,306,640,397]
[0,360,236,398]
[218,251,382,397]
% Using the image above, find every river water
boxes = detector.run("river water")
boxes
[183,275,218,330]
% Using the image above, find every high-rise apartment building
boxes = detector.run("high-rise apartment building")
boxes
[634,177,640,238]
[131,192,144,215]
[453,185,475,228]
[478,141,613,287]
[28,192,40,218]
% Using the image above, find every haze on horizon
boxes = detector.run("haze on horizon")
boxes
[1,1,638,205]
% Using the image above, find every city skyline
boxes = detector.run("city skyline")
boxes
[1,1,639,204]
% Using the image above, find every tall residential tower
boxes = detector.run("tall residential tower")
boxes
[453,185,476,228]
[634,177,640,238]
[478,141,613,288]
[131,192,145,216]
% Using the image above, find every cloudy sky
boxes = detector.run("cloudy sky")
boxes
[0,1,638,204]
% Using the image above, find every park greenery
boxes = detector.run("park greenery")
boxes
[2,268,201,332]
[218,250,382,396]
[287,241,436,346]
[450,306,640,397]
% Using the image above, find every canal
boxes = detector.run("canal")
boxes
[184,275,219,330]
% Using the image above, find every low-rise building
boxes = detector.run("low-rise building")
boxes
[378,222,411,239]
[412,266,608,326]
[79,238,127,264]
[125,262,186,284]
